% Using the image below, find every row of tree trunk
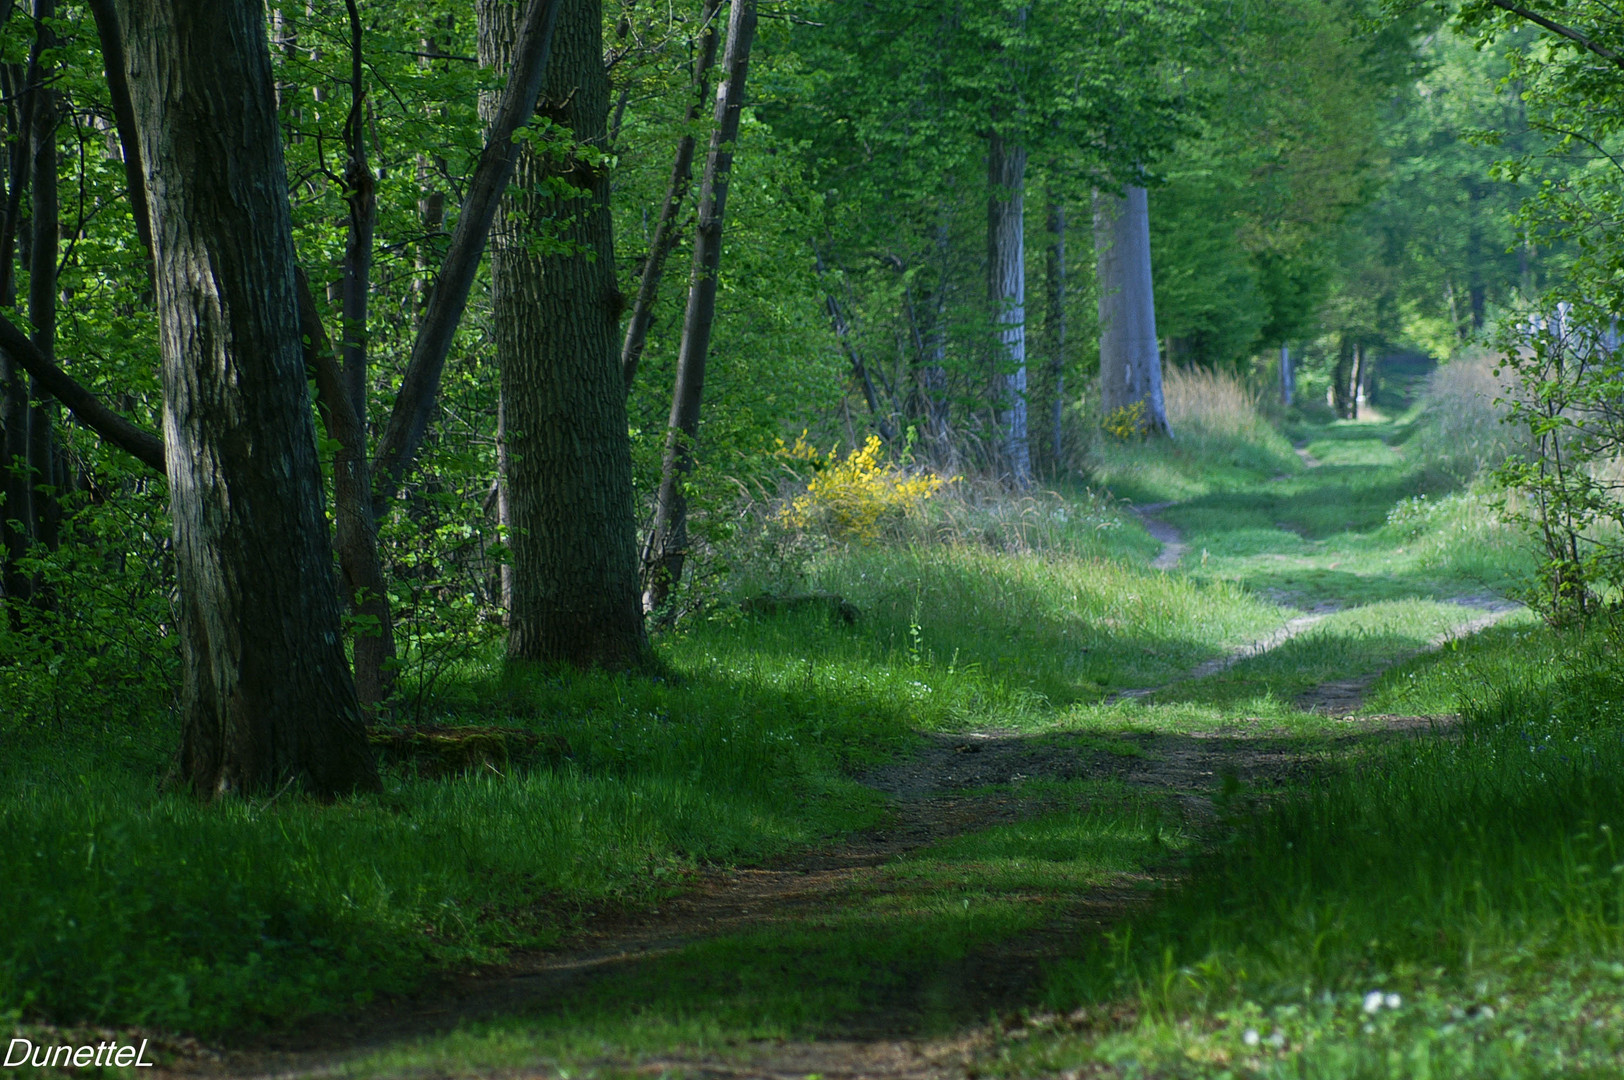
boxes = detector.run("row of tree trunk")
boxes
[0,0,1173,797]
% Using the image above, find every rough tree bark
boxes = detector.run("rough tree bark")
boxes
[1093,185,1171,436]
[988,133,1030,487]
[115,0,377,797]
[641,0,757,616]
[479,0,648,666]
[620,0,723,390]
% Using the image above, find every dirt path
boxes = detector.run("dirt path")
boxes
[180,715,1434,1080]
[1130,501,1186,571]
[167,497,1512,1079]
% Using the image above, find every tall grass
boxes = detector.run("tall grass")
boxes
[1411,350,1521,483]
[1162,366,1279,445]
[1086,367,1302,500]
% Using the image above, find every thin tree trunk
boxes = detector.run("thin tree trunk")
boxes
[1280,344,1294,405]
[480,0,648,667]
[1331,334,1354,419]
[0,5,44,604]
[641,0,757,617]
[116,0,376,797]
[295,271,395,717]
[1044,190,1066,473]
[26,3,58,556]
[371,0,565,509]
[988,133,1030,487]
[1350,341,1366,419]
[339,0,375,423]
[620,0,722,390]
[921,219,952,459]
[86,0,151,256]
[1092,185,1171,436]
[815,252,896,442]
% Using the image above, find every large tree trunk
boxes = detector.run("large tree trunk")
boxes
[479,0,648,667]
[641,0,757,617]
[988,133,1030,487]
[620,0,723,390]
[1093,185,1171,436]
[116,0,376,797]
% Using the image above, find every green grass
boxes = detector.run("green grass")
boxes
[322,796,1185,1078]
[2,371,1599,1080]
[997,628,1624,1079]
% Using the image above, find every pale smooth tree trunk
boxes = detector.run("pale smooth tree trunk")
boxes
[1279,344,1294,405]
[479,0,648,667]
[1044,191,1066,472]
[116,0,377,797]
[1093,185,1171,436]
[1331,334,1354,419]
[641,0,757,617]
[988,133,1030,487]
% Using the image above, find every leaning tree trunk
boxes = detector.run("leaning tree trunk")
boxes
[620,0,723,390]
[115,0,376,797]
[988,132,1030,487]
[1093,185,1171,436]
[641,0,757,617]
[478,0,647,667]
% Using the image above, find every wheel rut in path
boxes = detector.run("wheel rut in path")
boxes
[167,712,1460,1080]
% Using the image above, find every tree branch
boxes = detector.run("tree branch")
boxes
[1485,0,1624,71]
[370,0,565,510]
[0,314,164,472]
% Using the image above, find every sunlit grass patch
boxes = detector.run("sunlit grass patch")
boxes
[1011,631,1624,1080]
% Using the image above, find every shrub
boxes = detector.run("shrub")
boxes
[776,434,947,543]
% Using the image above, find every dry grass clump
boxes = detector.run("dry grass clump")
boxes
[900,475,1132,557]
[1162,366,1274,443]
[1412,350,1521,482]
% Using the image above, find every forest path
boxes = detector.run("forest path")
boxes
[176,416,1518,1080]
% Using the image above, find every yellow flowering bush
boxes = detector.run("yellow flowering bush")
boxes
[1102,400,1148,440]
[777,434,946,542]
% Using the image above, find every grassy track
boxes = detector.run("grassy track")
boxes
[8,393,1618,1079]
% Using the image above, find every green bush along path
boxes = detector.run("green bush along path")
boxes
[18,403,1612,1079]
